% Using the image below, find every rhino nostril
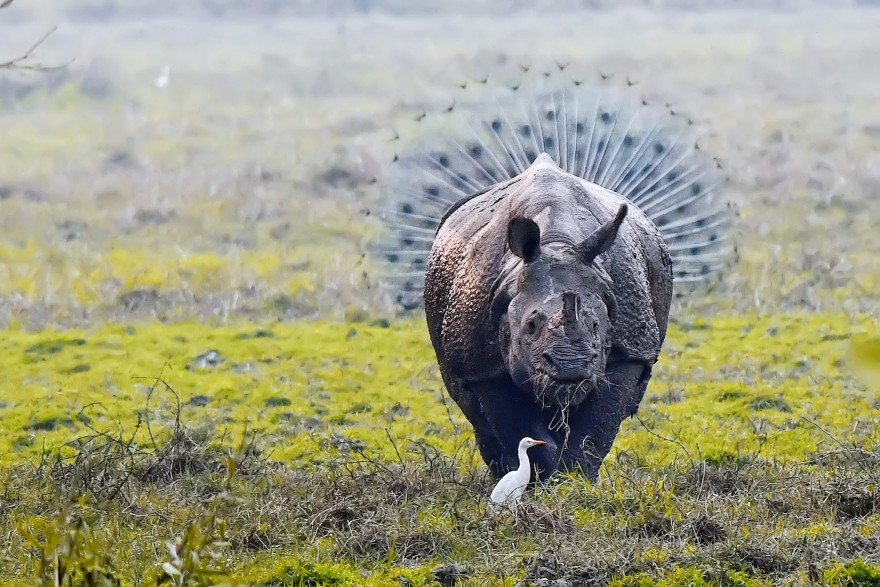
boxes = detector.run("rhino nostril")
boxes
[542,352,555,367]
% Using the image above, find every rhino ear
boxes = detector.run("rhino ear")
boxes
[575,203,628,265]
[507,217,541,263]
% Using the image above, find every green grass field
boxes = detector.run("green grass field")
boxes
[1,4,880,586]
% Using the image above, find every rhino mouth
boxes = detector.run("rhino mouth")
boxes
[533,368,599,406]
[535,365,597,385]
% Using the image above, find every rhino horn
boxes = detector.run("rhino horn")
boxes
[562,290,581,333]
[507,217,541,263]
[574,203,628,266]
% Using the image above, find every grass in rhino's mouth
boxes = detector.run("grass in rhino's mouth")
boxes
[535,365,594,384]
[533,370,596,406]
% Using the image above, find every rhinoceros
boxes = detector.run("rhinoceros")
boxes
[423,154,672,480]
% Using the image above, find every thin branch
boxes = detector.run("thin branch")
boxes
[801,415,879,483]
[384,427,407,473]
[635,415,695,467]
[0,24,68,71]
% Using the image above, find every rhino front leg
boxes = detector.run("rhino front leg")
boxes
[445,385,507,477]
[465,377,560,480]
[562,360,652,480]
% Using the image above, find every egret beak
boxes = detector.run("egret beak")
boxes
[533,440,546,446]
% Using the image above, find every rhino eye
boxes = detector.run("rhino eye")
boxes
[524,313,543,337]
[525,318,538,336]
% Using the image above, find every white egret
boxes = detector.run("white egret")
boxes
[488,437,546,508]
[155,65,171,89]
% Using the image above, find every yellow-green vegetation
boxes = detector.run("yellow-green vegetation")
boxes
[0,319,444,468]
[2,4,880,586]
[0,314,876,470]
